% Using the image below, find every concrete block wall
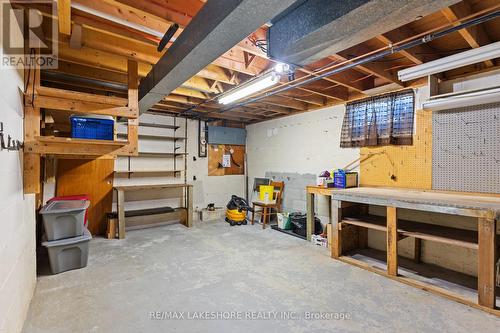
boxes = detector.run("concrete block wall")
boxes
[0,3,37,331]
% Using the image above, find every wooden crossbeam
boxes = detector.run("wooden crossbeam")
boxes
[441,3,494,67]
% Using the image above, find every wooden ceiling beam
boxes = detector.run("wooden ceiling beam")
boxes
[375,26,437,65]
[182,76,220,94]
[47,60,128,84]
[278,92,326,107]
[73,0,173,33]
[170,87,207,100]
[163,94,204,105]
[441,2,494,67]
[114,0,201,28]
[244,103,292,115]
[260,96,309,110]
[330,51,402,86]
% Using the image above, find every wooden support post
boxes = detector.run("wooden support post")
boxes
[414,238,422,264]
[386,206,398,276]
[117,189,126,239]
[186,186,193,228]
[428,74,440,98]
[57,0,72,36]
[478,217,497,308]
[306,192,315,241]
[23,49,41,194]
[126,59,139,155]
[331,200,342,259]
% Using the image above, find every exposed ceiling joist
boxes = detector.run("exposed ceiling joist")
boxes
[138,0,299,113]
[441,2,494,67]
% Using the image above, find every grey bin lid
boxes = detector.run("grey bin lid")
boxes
[40,200,90,214]
[42,228,92,247]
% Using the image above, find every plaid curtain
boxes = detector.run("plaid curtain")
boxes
[340,89,415,148]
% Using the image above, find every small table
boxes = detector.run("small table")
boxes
[306,186,339,240]
[114,183,193,239]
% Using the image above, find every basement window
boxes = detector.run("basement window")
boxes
[340,89,415,147]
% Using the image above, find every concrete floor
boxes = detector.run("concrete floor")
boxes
[23,220,500,333]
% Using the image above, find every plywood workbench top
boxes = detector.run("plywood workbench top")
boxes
[332,187,500,219]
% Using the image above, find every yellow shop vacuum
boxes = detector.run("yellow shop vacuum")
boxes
[225,195,253,226]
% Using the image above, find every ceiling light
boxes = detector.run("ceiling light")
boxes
[274,62,290,74]
[398,41,500,81]
[219,72,280,105]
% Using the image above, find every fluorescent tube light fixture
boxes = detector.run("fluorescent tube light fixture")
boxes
[398,41,500,82]
[219,72,280,105]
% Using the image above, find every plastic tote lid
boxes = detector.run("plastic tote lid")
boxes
[42,228,92,247]
[40,200,90,214]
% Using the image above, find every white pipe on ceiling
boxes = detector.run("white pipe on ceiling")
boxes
[422,86,500,111]
[398,41,500,82]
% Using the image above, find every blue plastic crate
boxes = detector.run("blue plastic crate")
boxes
[70,116,114,140]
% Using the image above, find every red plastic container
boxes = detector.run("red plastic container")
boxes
[48,195,90,226]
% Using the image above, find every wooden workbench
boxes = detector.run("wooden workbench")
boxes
[330,187,500,314]
[114,183,193,238]
[306,186,339,241]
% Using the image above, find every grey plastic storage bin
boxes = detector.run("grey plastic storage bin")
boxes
[42,228,92,274]
[40,200,90,241]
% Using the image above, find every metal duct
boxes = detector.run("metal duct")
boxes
[267,0,461,65]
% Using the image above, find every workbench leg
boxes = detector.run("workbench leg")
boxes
[414,238,422,264]
[306,192,315,241]
[117,189,126,239]
[331,200,342,258]
[478,218,497,308]
[186,186,193,228]
[386,206,398,276]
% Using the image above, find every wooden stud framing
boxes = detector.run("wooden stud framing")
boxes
[57,0,72,36]
[125,59,139,156]
[24,49,41,194]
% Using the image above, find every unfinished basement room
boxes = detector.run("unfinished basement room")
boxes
[2,0,500,332]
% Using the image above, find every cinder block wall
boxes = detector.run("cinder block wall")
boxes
[0,4,37,331]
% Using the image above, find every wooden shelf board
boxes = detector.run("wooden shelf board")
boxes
[341,215,478,249]
[25,136,130,156]
[117,122,179,130]
[114,170,183,174]
[117,133,186,140]
[138,152,188,157]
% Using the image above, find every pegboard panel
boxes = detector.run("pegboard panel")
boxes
[208,144,245,176]
[360,110,432,189]
[432,103,500,194]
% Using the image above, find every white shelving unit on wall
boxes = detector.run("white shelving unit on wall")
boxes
[114,114,188,187]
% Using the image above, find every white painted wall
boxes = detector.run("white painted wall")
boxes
[0,3,37,331]
[246,105,359,218]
